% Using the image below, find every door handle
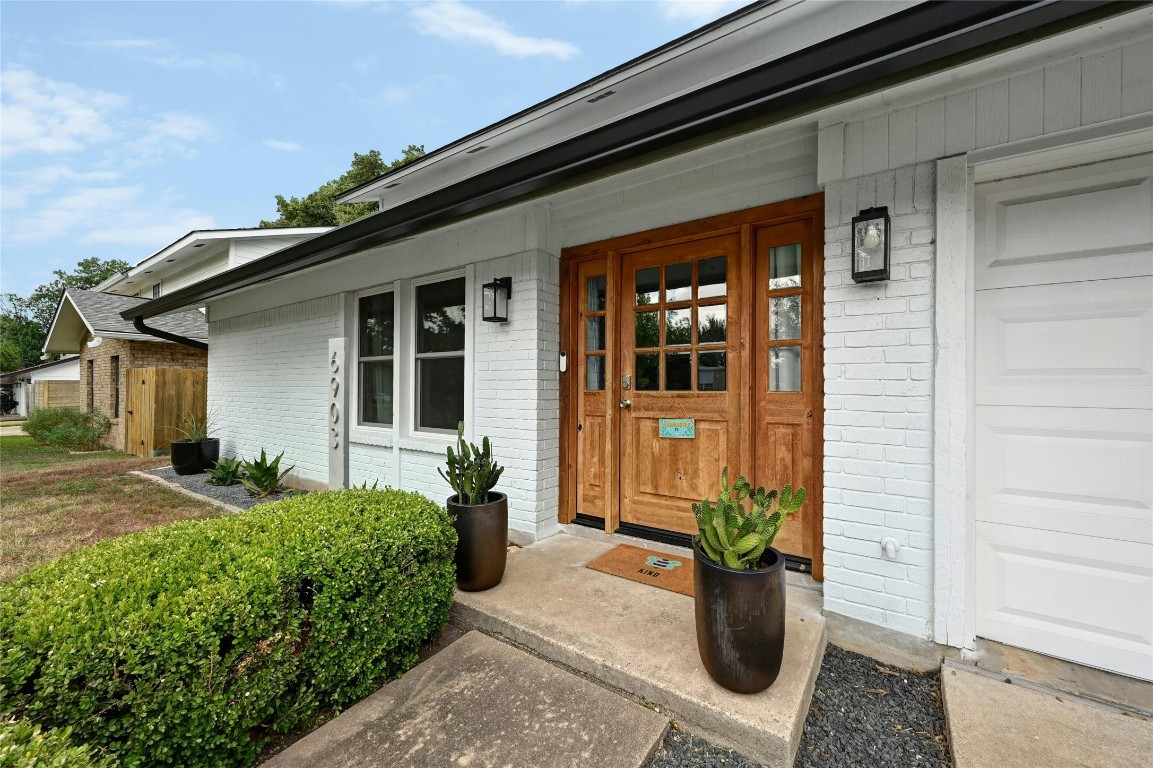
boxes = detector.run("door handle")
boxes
[619,399,632,409]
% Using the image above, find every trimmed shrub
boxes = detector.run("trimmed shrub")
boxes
[21,408,111,451]
[0,718,116,768]
[0,488,457,768]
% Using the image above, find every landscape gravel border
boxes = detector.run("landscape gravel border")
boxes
[644,644,950,768]
[142,466,303,510]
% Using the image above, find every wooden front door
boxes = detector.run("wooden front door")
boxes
[561,195,824,576]
[619,234,745,535]
[753,220,822,564]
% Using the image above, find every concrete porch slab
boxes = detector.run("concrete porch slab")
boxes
[454,534,826,767]
[265,630,669,768]
[942,662,1153,768]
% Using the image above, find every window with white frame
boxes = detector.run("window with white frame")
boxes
[414,276,465,433]
[152,282,162,298]
[358,291,394,427]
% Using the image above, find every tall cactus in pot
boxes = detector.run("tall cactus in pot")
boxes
[438,423,505,506]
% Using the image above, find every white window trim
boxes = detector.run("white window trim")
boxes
[407,268,472,442]
[352,283,397,434]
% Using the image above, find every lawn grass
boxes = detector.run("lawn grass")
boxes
[0,435,228,580]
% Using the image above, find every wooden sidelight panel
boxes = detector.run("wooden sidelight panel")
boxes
[573,257,616,524]
[619,234,744,536]
[753,218,823,577]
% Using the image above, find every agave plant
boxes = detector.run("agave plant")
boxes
[206,456,244,486]
[438,423,504,505]
[239,449,293,498]
[693,467,806,570]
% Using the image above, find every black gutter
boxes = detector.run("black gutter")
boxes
[132,316,209,351]
[126,0,1135,322]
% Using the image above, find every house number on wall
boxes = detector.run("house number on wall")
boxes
[329,350,341,450]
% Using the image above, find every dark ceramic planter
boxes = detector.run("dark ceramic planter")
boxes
[170,440,205,475]
[446,492,508,591]
[200,438,220,469]
[694,543,786,694]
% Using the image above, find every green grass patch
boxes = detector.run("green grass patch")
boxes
[1,435,127,472]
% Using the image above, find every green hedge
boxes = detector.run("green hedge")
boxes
[0,488,457,768]
[21,408,111,451]
[0,718,116,768]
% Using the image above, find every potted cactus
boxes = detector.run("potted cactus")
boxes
[438,423,507,591]
[692,467,806,694]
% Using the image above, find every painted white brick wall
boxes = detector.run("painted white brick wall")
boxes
[208,296,340,486]
[349,443,394,488]
[472,250,561,541]
[821,161,936,638]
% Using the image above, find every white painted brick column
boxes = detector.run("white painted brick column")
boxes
[821,162,936,638]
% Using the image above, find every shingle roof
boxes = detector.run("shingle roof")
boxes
[68,288,208,341]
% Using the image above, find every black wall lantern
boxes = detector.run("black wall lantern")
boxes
[851,206,890,283]
[482,277,511,322]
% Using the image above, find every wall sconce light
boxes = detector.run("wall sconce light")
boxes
[482,277,511,322]
[851,206,890,283]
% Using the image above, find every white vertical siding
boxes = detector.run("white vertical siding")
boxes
[821,39,1153,184]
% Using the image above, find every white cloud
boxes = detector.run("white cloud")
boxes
[410,1,579,60]
[1,165,122,209]
[264,139,304,152]
[659,0,745,23]
[0,67,125,157]
[118,112,216,166]
[379,84,411,105]
[81,35,255,75]
[7,184,214,245]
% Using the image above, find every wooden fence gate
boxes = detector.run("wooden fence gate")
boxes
[124,367,207,458]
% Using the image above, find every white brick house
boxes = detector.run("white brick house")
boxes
[127,2,1153,684]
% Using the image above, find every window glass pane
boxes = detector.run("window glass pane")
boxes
[770,243,802,289]
[416,278,465,353]
[635,353,659,391]
[665,261,692,302]
[665,308,691,346]
[635,310,659,349]
[418,357,464,430]
[585,356,605,391]
[770,295,801,340]
[698,256,726,299]
[360,360,393,426]
[636,267,659,306]
[698,304,727,344]
[586,276,606,312]
[665,352,691,391]
[585,316,605,351]
[769,347,802,392]
[698,351,726,391]
[359,292,394,357]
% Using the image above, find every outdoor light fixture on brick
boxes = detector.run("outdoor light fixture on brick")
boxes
[851,206,890,283]
[482,277,511,322]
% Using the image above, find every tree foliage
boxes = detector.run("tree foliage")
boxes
[1,257,130,372]
[259,145,425,229]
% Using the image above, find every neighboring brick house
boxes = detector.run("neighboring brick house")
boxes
[42,289,208,451]
[125,2,1152,685]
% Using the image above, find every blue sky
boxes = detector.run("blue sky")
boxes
[1,0,745,298]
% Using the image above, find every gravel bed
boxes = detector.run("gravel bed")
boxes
[644,645,950,768]
[145,465,304,510]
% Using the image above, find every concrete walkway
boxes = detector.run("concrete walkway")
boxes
[266,630,668,768]
[0,424,26,437]
[454,534,826,766]
[943,661,1153,768]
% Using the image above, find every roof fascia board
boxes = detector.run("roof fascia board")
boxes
[42,291,95,354]
[127,0,1134,321]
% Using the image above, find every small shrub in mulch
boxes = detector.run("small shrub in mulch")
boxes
[0,488,457,768]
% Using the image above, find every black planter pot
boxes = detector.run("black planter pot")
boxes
[694,543,786,694]
[170,440,205,475]
[446,492,508,591]
[200,438,220,469]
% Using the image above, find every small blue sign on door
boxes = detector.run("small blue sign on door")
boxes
[659,418,696,438]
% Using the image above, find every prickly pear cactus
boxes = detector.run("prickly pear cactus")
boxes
[692,466,806,570]
[438,422,505,505]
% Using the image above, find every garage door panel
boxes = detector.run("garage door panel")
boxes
[975,154,1153,290]
[976,522,1153,681]
[975,277,1153,409]
[975,406,1153,543]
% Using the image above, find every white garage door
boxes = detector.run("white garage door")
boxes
[974,152,1153,681]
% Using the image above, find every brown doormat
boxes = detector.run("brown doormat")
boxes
[586,544,695,597]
